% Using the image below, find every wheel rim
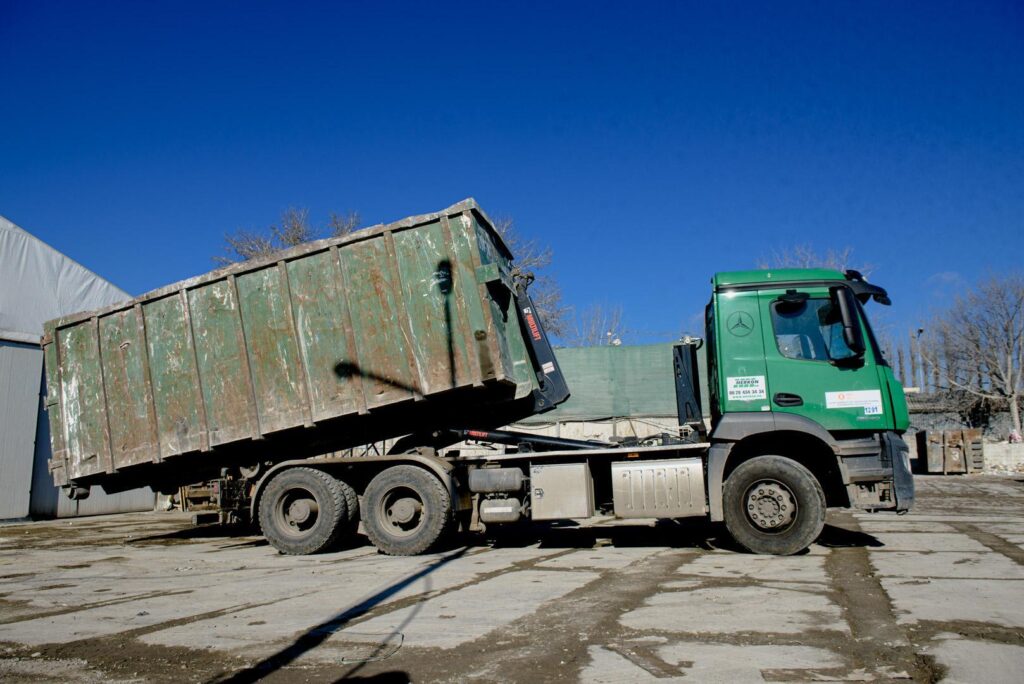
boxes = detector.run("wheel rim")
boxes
[274,486,321,538]
[744,479,797,532]
[376,486,426,538]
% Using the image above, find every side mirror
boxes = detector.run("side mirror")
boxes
[831,287,865,358]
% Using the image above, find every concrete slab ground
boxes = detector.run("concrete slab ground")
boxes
[1,474,1023,682]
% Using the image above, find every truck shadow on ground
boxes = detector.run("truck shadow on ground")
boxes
[200,521,880,682]
[210,547,468,684]
[132,519,882,555]
[475,519,729,551]
[815,523,884,548]
[128,523,271,549]
[458,519,882,554]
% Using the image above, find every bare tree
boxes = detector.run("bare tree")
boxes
[563,304,627,347]
[274,207,317,247]
[215,229,277,264]
[328,211,361,238]
[922,274,1024,436]
[216,208,361,265]
[492,216,571,337]
[757,244,871,274]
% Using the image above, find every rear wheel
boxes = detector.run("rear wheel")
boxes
[723,455,826,555]
[258,467,353,555]
[362,465,452,556]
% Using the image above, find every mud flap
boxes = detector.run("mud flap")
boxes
[884,433,915,513]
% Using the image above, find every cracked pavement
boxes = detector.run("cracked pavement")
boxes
[2,474,1023,682]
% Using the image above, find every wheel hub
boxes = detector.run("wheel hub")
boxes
[287,499,317,525]
[746,480,796,530]
[388,497,422,525]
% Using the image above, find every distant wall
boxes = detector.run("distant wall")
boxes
[984,443,1024,471]
[0,341,44,520]
[509,416,684,444]
[906,403,1013,440]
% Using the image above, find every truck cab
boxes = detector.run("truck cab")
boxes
[703,268,913,552]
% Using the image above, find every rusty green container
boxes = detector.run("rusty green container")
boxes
[44,199,559,493]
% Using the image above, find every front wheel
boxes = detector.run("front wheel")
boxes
[362,465,453,556]
[722,455,826,555]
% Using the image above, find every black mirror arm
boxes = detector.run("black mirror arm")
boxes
[844,273,891,306]
[831,286,866,357]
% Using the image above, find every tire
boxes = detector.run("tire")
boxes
[258,467,351,555]
[362,465,453,556]
[339,477,359,523]
[722,455,826,556]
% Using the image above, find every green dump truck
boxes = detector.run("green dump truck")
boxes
[43,199,913,556]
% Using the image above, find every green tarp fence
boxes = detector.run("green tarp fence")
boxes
[519,343,710,423]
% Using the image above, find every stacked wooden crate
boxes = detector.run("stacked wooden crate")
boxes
[915,429,984,474]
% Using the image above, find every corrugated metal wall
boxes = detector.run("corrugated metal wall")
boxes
[0,341,44,519]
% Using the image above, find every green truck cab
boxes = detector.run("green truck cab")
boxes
[416,267,913,558]
[703,268,913,553]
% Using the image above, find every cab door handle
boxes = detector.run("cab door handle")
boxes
[773,393,804,407]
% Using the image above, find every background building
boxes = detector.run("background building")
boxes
[0,215,155,520]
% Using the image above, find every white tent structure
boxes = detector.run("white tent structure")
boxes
[1,215,156,520]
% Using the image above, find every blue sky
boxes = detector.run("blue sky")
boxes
[2,1,1021,346]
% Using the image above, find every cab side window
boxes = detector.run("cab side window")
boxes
[771,298,856,362]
